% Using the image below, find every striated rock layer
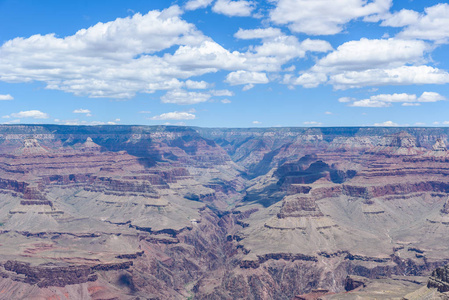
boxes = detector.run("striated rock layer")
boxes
[1,125,449,299]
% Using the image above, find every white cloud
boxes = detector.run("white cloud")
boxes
[269,0,392,35]
[0,6,337,99]
[370,93,417,102]
[345,92,446,107]
[324,111,333,115]
[252,120,261,124]
[380,9,419,27]
[185,0,213,10]
[330,66,449,89]
[226,70,269,85]
[160,89,211,105]
[350,99,391,107]
[221,99,231,104]
[0,94,13,100]
[418,91,446,102]
[374,121,398,126]
[317,38,428,71]
[73,108,91,114]
[212,89,234,96]
[303,121,322,125]
[234,27,283,39]
[0,6,211,99]
[163,121,186,126]
[414,122,425,126]
[247,36,332,70]
[338,97,354,103]
[394,4,449,43]
[185,80,209,89]
[147,79,184,92]
[285,38,448,89]
[151,111,196,120]
[242,84,254,91]
[293,72,327,88]
[139,111,151,114]
[212,0,255,17]
[7,110,49,119]
[300,38,334,53]
[1,119,20,124]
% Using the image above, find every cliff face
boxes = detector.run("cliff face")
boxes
[1,125,449,299]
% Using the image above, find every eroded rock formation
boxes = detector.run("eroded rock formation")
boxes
[0,125,449,299]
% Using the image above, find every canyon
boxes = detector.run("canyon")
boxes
[1,125,449,299]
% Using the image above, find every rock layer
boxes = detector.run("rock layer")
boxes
[0,125,449,299]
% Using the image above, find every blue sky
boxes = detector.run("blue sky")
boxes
[0,0,449,127]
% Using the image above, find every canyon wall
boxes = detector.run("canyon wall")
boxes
[0,125,449,299]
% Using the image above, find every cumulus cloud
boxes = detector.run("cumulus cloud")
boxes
[285,37,449,89]
[293,72,328,88]
[418,91,447,102]
[7,110,49,119]
[212,89,234,96]
[374,121,398,126]
[345,92,446,107]
[338,97,354,103]
[151,111,196,120]
[226,70,269,85]
[185,0,214,10]
[0,94,13,100]
[212,0,255,17]
[317,38,429,71]
[252,120,261,124]
[330,66,449,89]
[350,99,392,107]
[388,4,449,44]
[269,0,392,35]
[242,84,254,91]
[380,9,419,27]
[160,89,211,105]
[234,27,283,39]
[0,5,337,100]
[185,80,209,89]
[221,99,231,103]
[246,36,332,71]
[0,6,211,99]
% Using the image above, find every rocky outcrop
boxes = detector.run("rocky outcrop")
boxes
[428,265,449,293]
[369,131,425,156]
[16,138,49,155]
[433,139,448,152]
[2,260,132,287]
[344,275,368,291]
[278,196,323,218]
